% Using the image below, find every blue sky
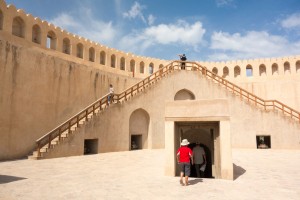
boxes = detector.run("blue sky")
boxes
[5,0,300,61]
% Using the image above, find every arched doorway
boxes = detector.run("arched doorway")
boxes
[129,108,150,150]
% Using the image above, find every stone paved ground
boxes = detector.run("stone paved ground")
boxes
[0,149,299,200]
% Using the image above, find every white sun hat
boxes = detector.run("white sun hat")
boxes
[181,139,190,146]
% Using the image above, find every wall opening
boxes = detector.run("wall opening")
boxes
[84,139,98,155]
[284,62,290,74]
[129,108,150,150]
[77,43,84,58]
[256,135,271,149]
[131,135,142,150]
[120,57,125,70]
[111,54,116,68]
[89,47,95,62]
[0,10,3,30]
[140,62,145,73]
[296,61,300,73]
[100,51,106,65]
[47,31,57,50]
[63,38,71,54]
[234,66,240,78]
[32,24,41,44]
[246,65,253,77]
[175,122,218,179]
[272,63,278,75]
[12,16,25,38]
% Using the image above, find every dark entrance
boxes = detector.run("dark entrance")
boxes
[188,143,213,178]
[256,135,271,149]
[84,139,98,155]
[131,135,142,150]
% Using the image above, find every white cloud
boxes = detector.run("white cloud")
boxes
[144,21,206,45]
[123,1,146,23]
[49,8,118,45]
[280,13,300,29]
[148,14,155,26]
[216,0,234,7]
[209,31,300,60]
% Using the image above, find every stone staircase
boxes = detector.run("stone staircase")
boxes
[28,60,300,160]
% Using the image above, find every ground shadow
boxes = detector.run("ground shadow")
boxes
[233,163,246,180]
[188,178,203,185]
[0,175,27,184]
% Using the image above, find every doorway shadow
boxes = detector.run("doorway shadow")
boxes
[0,175,27,184]
[233,163,246,180]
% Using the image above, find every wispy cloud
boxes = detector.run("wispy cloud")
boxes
[216,0,235,7]
[118,20,206,54]
[123,1,155,25]
[123,2,146,22]
[280,13,300,29]
[49,7,119,45]
[209,31,300,60]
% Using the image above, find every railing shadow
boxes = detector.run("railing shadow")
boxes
[0,175,27,184]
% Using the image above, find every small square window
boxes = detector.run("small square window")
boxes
[256,135,271,149]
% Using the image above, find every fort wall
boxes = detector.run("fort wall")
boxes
[0,0,300,160]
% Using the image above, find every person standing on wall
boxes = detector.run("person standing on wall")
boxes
[177,139,194,186]
[108,84,114,104]
[193,142,207,178]
[178,54,187,70]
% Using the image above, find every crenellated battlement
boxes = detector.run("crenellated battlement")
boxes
[0,0,167,78]
[1,0,300,80]
[199,54,300,79]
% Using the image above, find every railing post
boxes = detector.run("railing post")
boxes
[255,97,257,106]
[68,121,71,134]
[85,110,88,121]
[77,116,79,127]
[58,128,61,141]
[37,142,41,157]
[48,133,52,149]
[240,89,242,100]
[93,105,95,115]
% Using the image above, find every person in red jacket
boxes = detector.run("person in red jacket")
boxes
[176,139,194,186]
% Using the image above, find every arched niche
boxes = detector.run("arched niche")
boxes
[12,16,25,38]
[62,38,71,54]
[47,30,57,50]
[212,67,218,76]
[89,47,95,62]
[272,63,278,75]
[129,108,150,150]
[0,9,3,30]
[111,54,116,68]
[259,64,266,76]
[140,61,145,73]
[222,66,229,78]
[234,66,240,78]
[32,24,41,44]
[130,59,135,72]
[149,63,154,74]
[284,61,290,74]
[100,51,106,65]
[76,43,84,58]
[296,61,300,73]
[246,65,253,77]
[120,57,125,70]
[174,89,195,101]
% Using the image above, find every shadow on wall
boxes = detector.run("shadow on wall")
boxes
[233,163,246,180]
[0,175,27,184]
